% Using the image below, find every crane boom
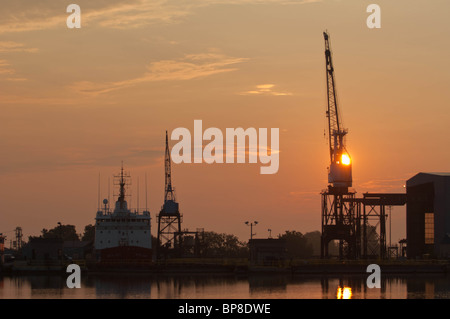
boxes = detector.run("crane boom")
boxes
[323,31,352,188]
[324,31,341,161]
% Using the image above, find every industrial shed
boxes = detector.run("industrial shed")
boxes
[407,173,450,259]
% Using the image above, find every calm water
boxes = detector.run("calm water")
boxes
[1,273,450,299]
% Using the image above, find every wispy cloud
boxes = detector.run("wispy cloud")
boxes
[0,41,39,53]
[70,52,247,95]
[91,0,190,29]
[198,143,280,163]
[0,0,321,33]
[0,93,80,105]
[240,84,293,96]
[357,178,407,193]
[0,0,186,34]
[0,42,38,81]
[0,143,164,176]
[0,60,15,75]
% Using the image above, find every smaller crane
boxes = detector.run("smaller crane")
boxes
[164,130,176,204]
[157,131,182,257]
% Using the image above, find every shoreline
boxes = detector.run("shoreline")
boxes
[2,259,449,276]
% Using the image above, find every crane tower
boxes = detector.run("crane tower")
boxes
[157,131,182,257]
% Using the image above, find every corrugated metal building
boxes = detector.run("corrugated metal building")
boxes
[407,173,450,259]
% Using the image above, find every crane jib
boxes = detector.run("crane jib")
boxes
[323,31,352,188]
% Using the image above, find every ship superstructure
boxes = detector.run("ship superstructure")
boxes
[94,165,152,261]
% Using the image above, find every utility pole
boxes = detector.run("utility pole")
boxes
[245,221,258,240]
[245,221,258,263]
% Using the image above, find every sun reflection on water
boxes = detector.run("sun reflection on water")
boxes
[336,286,352,299]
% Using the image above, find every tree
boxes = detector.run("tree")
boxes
[279,230,313,259]
[304,231,321,256]
[203,231,248,258]
[40,224,80,241]
[81,224,95,242]
[304,230,339,257]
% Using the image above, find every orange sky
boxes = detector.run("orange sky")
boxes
[1,0,449,244]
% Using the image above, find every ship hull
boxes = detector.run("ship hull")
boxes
[97,246,153,263]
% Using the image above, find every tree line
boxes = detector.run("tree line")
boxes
[28,224,94,242]
[28,224,343,258]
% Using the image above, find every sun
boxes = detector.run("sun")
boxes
[341,153,351,165]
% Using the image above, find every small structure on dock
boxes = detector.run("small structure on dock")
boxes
[22,237,64,261]
[249,238,287,266]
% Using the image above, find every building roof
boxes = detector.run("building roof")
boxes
[407,172,450,187]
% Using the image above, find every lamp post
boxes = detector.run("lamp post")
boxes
[0,233,5,266]
[245,221,258,263]
[57,222,62,263]
[57,222,62,239]
[245,221,258,241]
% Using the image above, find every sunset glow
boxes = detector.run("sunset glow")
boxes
[0,1,448,245]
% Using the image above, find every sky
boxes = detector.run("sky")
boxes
[1,0,449,245]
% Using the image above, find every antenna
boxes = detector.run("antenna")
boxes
[137,176,140,212]
[145,172,148,211]
[113,161,131,210]
[97,173,101,211]
[108,176,111,212]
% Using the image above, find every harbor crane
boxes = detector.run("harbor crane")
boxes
[321,31,358,259]
[320,32,407,260]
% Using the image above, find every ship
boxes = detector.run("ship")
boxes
[94,165,152,266]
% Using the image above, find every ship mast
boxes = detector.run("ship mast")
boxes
[114,161,130,210]
[119,163,126,204]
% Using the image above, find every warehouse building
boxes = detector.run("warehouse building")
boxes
[406,173,450,259]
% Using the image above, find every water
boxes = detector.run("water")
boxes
[1,273,450,299]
